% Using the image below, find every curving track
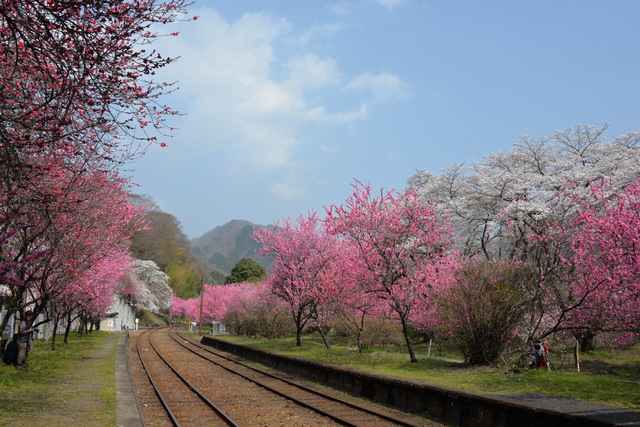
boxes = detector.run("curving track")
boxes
[131,328,439,426]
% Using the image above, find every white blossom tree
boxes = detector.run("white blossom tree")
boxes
[121,260,173,314]
[409,123,640,259]
[409,123,640,347]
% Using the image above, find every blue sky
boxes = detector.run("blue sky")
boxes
[130,0,640,238]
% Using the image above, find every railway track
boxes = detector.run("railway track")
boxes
[171,330,426,426]
[136,328,238,426]
[132,328,437,426]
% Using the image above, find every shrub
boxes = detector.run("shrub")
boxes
[439,260,531,365]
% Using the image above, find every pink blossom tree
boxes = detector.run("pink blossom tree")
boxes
[198,283,240,323]
[51,251,133,347]
[170,284,234,325]
[169,282,291,338]
[333,253,388,352]
[0,0,191,164]
[0,0,190,340]
[253,212,346,347]
[516,178,640,351]
[324,180,459,362]
[223,283,290,338]
[562,179,640,340]
[169,296,191,319]
[0,167,145,339]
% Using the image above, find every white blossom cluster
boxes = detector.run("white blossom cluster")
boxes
[123,260,174,314]
[409,124,640,258]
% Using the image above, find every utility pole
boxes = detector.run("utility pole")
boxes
[198,276,204,335]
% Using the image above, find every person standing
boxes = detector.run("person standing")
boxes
[16,311,35,371]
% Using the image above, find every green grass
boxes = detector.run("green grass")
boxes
[140,310,169,327]
[97,338,118,413]
[0,331,119,426]
[211,333,640,411]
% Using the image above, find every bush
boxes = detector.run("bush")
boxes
[439,260,531,365]
[334,316,404,351]
[223,299,293,339]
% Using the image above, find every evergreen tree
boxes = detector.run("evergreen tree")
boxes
[225,258,267,284]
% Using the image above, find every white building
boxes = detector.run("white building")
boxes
[99,294,137,331]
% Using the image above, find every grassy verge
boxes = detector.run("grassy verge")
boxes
[210,333,640,411]
[0,331,119,426]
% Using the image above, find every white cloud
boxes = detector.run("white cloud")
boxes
[306,104,369,123]
[269,181,303,199]
[329,2,353,16]
[295,23,349,46]
[321,144,341,153]
[344,72,410,102]
[284,54,342,92]
[237,81,304,115]
[152,6,402,200]
[387,151,401,159]
[372,0,408,10]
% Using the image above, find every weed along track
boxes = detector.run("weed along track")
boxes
[130,328,435,426]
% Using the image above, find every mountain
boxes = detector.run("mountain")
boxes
[191,219,275,276]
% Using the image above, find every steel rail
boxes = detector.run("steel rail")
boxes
[172,331,421,427]
[136,329,181,426]
[137,328,240,427]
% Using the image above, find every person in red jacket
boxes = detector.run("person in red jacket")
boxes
[529,342,548,369]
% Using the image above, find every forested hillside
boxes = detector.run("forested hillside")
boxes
[191,219,275,275]
[128,203,274,295]
[128,195,223,298]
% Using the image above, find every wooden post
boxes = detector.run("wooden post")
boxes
[574,339,580,373]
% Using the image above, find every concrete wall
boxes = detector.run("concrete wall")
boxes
[201,336,639,427]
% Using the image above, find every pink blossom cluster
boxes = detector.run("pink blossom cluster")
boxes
[0,1,191,335]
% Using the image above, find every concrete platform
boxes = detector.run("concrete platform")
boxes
[501,393,640,427]
[115,332,145,427]
[201,335,640,427]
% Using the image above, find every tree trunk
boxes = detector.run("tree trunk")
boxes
[294,311,303,346]
[574,339,580,373]
[400,316,417,363]
[577,331,597,352]
[295,325,303,346]
[64,313,72,344]
[50,315,60,351]
[293,310,307,347]
[356,312,366,353]
[317,326,331,350]
[77,313,84,337]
